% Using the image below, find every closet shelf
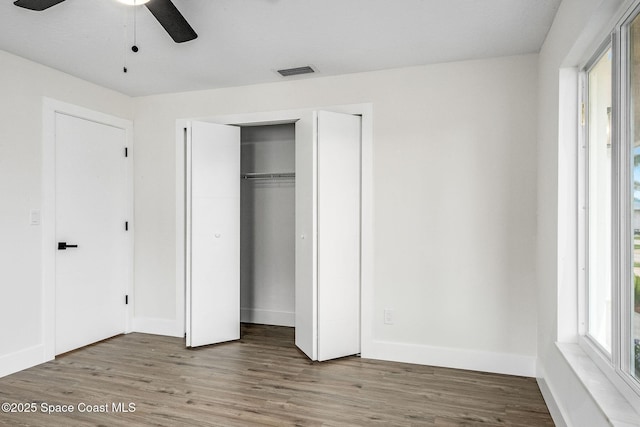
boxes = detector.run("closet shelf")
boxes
[241,172,295,181]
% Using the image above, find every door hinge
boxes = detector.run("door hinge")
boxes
[125,221,129,231]
[125,295,129,305]
[580,102,585,127]
[125,147,129,157]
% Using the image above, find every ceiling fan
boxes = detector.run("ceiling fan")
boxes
[13,0,198,43]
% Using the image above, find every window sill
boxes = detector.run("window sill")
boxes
[556,342,640,426]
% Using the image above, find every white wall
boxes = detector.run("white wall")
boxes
[240,124,296,327]
[133,54,539,376]
[0,49,132,377]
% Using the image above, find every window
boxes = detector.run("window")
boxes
[582,4,640,400]
[586,47,613,354]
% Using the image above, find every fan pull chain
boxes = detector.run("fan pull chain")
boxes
[122,6,128,73]
[123,2,141,73]
[131,0,139,53]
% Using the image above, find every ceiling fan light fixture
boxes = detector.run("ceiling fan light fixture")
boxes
[15,0,197,43]
[117,0,151,5]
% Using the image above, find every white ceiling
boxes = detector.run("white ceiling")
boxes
[0,0,561,97]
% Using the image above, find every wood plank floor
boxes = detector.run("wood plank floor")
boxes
[0,324,554,426]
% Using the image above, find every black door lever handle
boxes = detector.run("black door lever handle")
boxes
[58,242,79,250]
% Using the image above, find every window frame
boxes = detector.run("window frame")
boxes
[580,41,615,359]
[578,1,640,408]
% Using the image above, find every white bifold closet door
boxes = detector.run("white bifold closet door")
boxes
[186,113,360,359]
[295,110,361,361]
[186,121,240,348]
[317,111,361,361]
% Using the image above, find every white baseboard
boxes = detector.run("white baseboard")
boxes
[240,308,295,327]
[132,317,184,337]
[364,339,537,377]
[0,344,46,378]
[537,372,568,427]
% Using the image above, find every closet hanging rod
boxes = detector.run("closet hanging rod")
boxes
[241,172,295,180]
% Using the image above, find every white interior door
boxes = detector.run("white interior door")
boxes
[187,121,240,347]
[295,113,318,359]
[55,113,129,355]
[295,111,361,361]
[317,111,361,361]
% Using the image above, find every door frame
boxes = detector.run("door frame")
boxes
[42,98,134,361]
[175,103,373,356]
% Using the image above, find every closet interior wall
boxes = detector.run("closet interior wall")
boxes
[240,124,296,327]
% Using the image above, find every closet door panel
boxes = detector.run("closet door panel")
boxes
[317,111,361,361]
[294,113,318,360]
[188,121,240,348]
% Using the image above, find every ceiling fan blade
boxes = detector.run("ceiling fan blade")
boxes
[13,0,66,11]
[145,0,197,43]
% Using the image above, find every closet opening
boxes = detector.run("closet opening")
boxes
[181,105,371,360]
[239,123,296,329]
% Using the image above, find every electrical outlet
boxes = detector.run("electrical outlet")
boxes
[384,308,394,325]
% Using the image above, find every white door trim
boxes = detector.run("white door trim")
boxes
[42,98,134,361]
[175,103,373,357]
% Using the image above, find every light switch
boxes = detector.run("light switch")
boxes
[30,209,41,226]
[384,308,394,325]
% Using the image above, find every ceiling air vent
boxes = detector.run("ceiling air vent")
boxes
[277,66,315,77]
